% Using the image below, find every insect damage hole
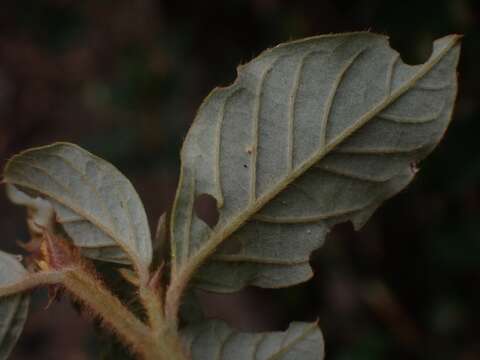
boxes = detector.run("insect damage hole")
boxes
[194,194,220,228]
[388,36,433,65]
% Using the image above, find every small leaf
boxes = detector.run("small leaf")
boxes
[170,32,461,292]
[183,320,324,360]
[3,143,152,274]
[0,251,30,359]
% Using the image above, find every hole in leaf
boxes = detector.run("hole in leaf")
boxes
[388,35,433,65]
[194,194,219,228]
[197,283,317,332]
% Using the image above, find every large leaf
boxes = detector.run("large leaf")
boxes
[183,320,324,360]
[0,251,30,359]
[171,32,461,292]
[3,143,152,272]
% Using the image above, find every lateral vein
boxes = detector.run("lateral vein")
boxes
[319,47,367,149]
[250,61,276,204]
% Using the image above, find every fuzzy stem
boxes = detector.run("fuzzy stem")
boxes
[139,284,165,336]
[63,267,187,360]
[164,274,186,328]
[139,278,189,360]
[0,270,66,297]
[63,268,151,354]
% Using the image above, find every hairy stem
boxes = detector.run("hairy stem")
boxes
[63,268,150,354]
[139,284,165,337]
[0,270,67,297]
[63,267,187,360]
[165,274,187,327]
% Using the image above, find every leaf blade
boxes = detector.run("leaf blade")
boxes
[170,32,460,293]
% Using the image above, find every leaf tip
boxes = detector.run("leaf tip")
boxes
[451,33,464,42]
[433,33,463,52]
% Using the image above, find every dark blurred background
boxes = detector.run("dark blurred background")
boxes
[0,0,478,359]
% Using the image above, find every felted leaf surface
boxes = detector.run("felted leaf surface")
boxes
[4,143,152,270]
[183,320,324,360]
[171,32,461,292]
[0,251,30,359]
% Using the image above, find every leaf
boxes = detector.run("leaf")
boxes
[170,32,461,292]
[3,143,152,274]
[183,320,324,360]
[0,251,30,359]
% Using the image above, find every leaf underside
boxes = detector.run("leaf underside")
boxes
[3,143,152,269]
[171,32,461,292]
[0,251,30,360]
[183,320,324,360]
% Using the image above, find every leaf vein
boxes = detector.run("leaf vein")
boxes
[319,47,368,148]
[335,144,424,155]
[252,333,266,360]
[254,197,379,224]
[6,178,132,259]
[378,100,445,123]
[385,53,399,95]
[184,172,196,263]
[216,326,234,360]
[250,63,275,204]
[314,164,392,182]
[287,51,316,171]
[24,153,116,231]
[268,323,318,360]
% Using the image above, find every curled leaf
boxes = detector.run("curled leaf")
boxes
[4,143,152,276]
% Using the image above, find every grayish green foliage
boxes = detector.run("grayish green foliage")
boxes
[3,143,152,268]
[0,32,462,360]
[171,32,460,292]
[0,251,30,360]
[183,320,324,360]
